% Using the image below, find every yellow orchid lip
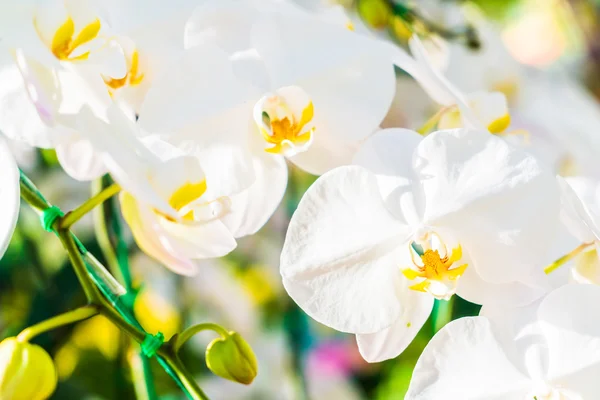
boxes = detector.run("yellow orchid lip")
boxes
[168,180,208,220]
[46,17,101,61]
[254,90,316,157]
[153,179,231,224]
[402,232,468,300]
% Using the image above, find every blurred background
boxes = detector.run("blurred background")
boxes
[1,0,598,398]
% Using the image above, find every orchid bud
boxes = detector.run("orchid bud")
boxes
[357,0,392,29]
[0,338,57,400]
[205,332,258,385]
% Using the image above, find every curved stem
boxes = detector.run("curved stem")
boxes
[17,305,98,342]
[60,183,121,229]
[172,323,229,353]
[165,355,210,400]
[544,242,595,274]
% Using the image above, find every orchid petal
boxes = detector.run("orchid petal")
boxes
[417,129,560,284]
[222,152,288,238]
[406,317,531,400]
[55,139,107,181]
[0,138,19,259]
[356,290,433,362]
[538,284,600,397]
[281,166,409,334]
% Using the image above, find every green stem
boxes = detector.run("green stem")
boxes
[165,355,210,400]
[431,297,454,333]
[17,305,98,342]
[172,323,229,353]
[57,230,102,303]
[19,171,51,213]
[97,177,158,399]
[100,303,147,344]
[19,170,209,400]
[130,351,152,400]
[109,188,134,291]
[92,179,123,284]
[60,183,121,229]
[284,170,310,400]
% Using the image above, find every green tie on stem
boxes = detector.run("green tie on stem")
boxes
[18,169,207,400]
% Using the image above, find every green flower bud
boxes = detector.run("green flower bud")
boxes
[205,332,258,385]
[357,0,392,29]
[0,338,57,400]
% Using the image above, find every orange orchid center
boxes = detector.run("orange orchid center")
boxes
[103,50,145,92]
[402,232,468,300]
[254,89,316,157]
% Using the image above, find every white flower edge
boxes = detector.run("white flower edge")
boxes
[407,284,600,399]
[0,137,20,258]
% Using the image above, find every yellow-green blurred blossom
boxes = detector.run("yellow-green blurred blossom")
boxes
[240,265,278,306]
[55,316,121,380]
[390,16,413,41]
[0,338,57,400]
[72,316,120,359]
[54,344,79,380]
[134,289,181,340]
[206,332,258,385]
[357,0,392,29]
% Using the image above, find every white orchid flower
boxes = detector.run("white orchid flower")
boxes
[89,0,201,113]
[139,0,395,176]
[6,52,118,181]
[0,0,126,133]
[120,136,287,275]
[407,284,600,399]
[387,33,511,135]
[0,137,20,259]
[280,127,559,362]
[0,0,192,180]
[73,96,285,275]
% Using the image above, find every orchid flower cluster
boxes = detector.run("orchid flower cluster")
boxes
[0,0,599,399]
